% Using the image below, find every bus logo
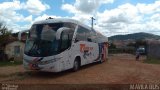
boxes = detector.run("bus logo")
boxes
[80,44,93,53]
[80,44,93,59]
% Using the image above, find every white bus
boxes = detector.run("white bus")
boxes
[22,18,108,72]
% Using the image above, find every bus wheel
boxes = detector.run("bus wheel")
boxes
[73,59,80,72]
[98,59,103,64]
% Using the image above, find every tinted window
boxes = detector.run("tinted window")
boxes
[76,26,91,41]
[61,32,69,51]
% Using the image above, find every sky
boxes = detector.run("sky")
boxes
[0,0,160,37]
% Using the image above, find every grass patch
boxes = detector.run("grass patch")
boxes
[144,59,160,64]
[0,61,22,67]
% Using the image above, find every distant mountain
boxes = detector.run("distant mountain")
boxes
[109,32,160,41]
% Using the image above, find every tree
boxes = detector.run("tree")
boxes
[0,21,12,61]
[0,21,12,48]
[0,21,12,35]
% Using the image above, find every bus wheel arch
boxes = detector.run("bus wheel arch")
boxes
[72,56,81,71]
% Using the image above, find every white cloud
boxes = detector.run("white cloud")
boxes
[0,0,23,25]
[95,1,160,36]
[97,3,140,25]
[0,0,160,36]
[0,0,22,21]
[0,9,32,32]
[62,0,113,14]
[0,0,22,11]
[24,0,50,15]
[137,0,160,14]
[33,14,66,23]
[151,13,160,21]
[61,4,79,14]
[0,0,50,21]
[0,0,50,32]
[61,0,114,27]
[10,0,160,36]
[74,0,113,14]
[24,15,33,22]
[61,0,160,36]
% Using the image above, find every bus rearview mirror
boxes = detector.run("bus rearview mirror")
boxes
[56,27,71,40]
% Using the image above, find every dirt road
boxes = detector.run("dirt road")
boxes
[1,54,160,84]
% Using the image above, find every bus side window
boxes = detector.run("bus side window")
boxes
[76,26,91,42]
[87,37,92,42]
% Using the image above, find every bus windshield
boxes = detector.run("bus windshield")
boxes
[25,39,59,57]
[24,23,76,57]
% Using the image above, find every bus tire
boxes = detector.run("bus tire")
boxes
[73,58,80,72]
[98,59,103,64]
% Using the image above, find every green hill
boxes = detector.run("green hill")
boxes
[109,32,160,41]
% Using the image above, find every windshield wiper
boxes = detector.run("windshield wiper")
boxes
[28,40,41,56]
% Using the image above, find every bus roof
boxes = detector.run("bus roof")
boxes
[33,18,108,42]
[33,18,91,30]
